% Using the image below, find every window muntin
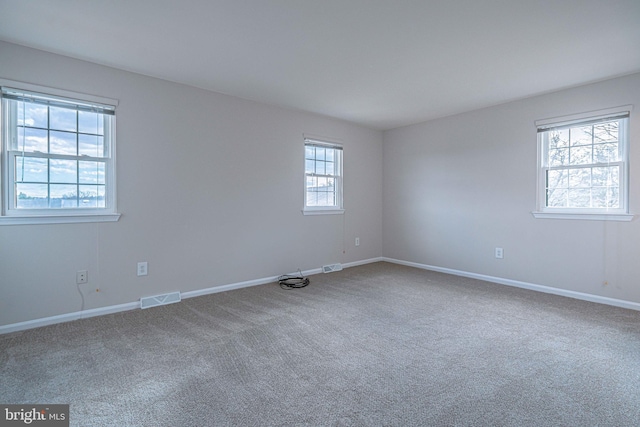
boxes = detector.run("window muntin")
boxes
[1,86,116,218]
[304,138,343,213]
[537,112,629,215]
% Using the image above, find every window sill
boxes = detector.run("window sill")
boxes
[302,209,345,216]
[531,212,634,222]
[0,213,121,226]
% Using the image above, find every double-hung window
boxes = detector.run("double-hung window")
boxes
[1,83,119,224]
[534,106,632,221]
[303,136,343,215]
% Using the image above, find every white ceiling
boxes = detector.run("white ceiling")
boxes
[1,0,639,130]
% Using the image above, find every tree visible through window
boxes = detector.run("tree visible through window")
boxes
[536,110,630,216]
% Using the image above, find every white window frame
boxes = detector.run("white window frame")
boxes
[533,105,633,221]
[0,80,120,225]
[303,135,344,215]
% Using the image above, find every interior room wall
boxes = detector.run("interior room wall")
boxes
[383,72,640,305]
[0,41,383,327]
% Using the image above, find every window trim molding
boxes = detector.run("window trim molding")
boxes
[0,78,119,109]
[535,105,633,130]
[531,212,633,222]
[0,213,121,226]
[0,78,120,225]
[534,105,634,221]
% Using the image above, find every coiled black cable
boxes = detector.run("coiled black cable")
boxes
[278,270,310,289]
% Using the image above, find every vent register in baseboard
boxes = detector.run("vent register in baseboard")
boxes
[322,263,343,273]
[140,292,181,309]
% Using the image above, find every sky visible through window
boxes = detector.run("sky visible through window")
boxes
[305,145,339,207]
[13,100,107,209]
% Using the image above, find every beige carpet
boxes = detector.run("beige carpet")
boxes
[1,262,639,426]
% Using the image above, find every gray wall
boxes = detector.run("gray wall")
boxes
[2,39,639,329]
[0,42,383,326]
[383,72,640,304]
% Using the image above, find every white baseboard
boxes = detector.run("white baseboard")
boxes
[382,257,640,312]
[180,257,384,300]
[0,257,383,335]
[0,301,140,335]
[344,257,384,269]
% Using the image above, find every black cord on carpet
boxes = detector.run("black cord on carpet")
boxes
[278,270,310,289]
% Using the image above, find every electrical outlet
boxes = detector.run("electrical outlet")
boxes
[495,247,504,259]
[355,237,360,246]
[76,270,88,284]
[137,262,148,276]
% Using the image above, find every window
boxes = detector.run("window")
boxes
[303,136,343,215]
[1,83,120,225]
[534,106,632,221]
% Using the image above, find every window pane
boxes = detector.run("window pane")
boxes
[50,131,77,155]
[568,168,591,188]
[15,157,48,183]
[325,161,335,176]
[306,190,318,206]
[547,189,567,207]
[79,134,104,157]
[15,183,48,209]
[49,106,77,132]
[593,143,618,163]
[570,126,592,146]
[79,185,99,207]
[79,161,105,184]
[16,127,47,152]
[305,159,315,174]
[592,166,618,187]
[97,185,106,208]
[18,102,48,128]
[567,189,591,208]
[593,121,618,143]
[50,184,77,208]
[569,145,592,165]
[592,188,608,208]
[591,187,620,208]
[317,191,335,206]
[78,111,103,135]
[306,176,317,190]
[326,149,335,162]
[305,146,315,159]
[50,159,77,183]
[608,187,620,208]
[548,129,569,149]
[548,148,568,167]
[326,177,335,189]
[317,177,328,189]
[315,147,325,161]
[547,169,568,189]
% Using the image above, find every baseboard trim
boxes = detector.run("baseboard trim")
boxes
[344,257,384,269]
[180,258,384,300]
[0,302,140,335]
[382,257,640,312]
[0,257,383,334]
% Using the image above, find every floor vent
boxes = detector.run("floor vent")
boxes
[140,291,181,309]
[322,263,343,273]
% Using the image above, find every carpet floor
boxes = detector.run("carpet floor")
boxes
[1,262,639,426]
